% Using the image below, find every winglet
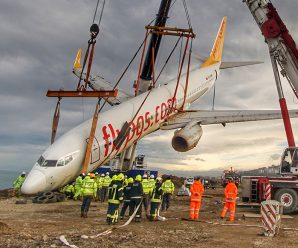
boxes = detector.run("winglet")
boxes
[73,48,82,69]
[200,16,227,68]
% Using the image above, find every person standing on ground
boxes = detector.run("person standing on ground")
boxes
[149,177,163,221]
[80,173,97,218]
[129,175,143,222]
[106,173,124,225]
[141,174,151,216]
[13,172,26,197]
[120,177,133,219]
[190,177,204,220]
[221,178,238,221]
[96,173,104,201]
[161,176,175,211]
[149,174,156,191]
[101,172,111,202]
[74,173,84,200]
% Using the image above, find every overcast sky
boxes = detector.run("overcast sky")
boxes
[1,0,298,175]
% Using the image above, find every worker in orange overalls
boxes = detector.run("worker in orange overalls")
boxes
[190,177,204,220]
[221,177,238,221]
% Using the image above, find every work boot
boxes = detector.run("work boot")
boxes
[81,211,84,217]
[83,212,88,218]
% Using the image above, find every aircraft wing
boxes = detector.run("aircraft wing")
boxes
[160,110,298,130]
[73,68,133,105]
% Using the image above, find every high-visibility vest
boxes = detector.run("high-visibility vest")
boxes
[162,180,175,194]
[151,183,163,203]
[81,177,97,196]
[149,179,156,190]
[224,182,238,202]
[65,184,75,193]
[75,176,83,189]
[142,179,151,194]
[103,176,112,187]
[108,181,123,204]
[13,176,25,189]
[190,181,204,201]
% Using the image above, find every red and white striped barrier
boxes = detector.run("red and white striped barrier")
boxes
[260,200,281,237]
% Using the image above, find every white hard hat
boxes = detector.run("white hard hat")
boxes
[95,172,98,175]
[106,172,109,175]
[101,174,105,177]
[82,173,85,176]
[156,177,162,182]
[150,175,154,179]
[143,174,148,178]
[87,173,91,176]
[22,172,26,175]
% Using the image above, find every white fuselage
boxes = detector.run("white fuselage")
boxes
[21,63,220,194]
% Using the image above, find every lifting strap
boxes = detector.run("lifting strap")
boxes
[51,97,61,144]
[81,98,101,174]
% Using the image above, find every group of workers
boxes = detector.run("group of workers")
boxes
[190,176,238,221]
[12,171,237,222]
[72,172,175,224]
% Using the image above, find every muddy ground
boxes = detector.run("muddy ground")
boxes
[0,187,297,248]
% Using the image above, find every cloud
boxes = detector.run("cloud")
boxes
[0,0,297,173]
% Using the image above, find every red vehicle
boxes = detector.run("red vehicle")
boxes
[241,147,298,214]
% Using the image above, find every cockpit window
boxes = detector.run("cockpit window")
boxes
[40,160,58,167]
[37,156,45,166]
[57,155,74,167]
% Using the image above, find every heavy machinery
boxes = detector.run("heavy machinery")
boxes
[241,0,298,214]
[221,167,240,187]
[241,149,298,213]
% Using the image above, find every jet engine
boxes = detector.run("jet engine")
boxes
[171,121,203,152]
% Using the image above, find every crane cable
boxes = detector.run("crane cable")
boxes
[182,0,192,29]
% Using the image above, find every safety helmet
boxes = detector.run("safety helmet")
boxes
[101,174,105,177]
[95,172,98,175]
[117,173,125,181]
[124,175,128,178]
[22,172,26,175]
[81,173,85,177]
[112,175,117,180]
[156,177,162,182]
[87,173,91,176]
[128,177,134,183]
[106,172,110,176]
[135,175,142,181]
[150,174,155,179]
[142,174,148,179]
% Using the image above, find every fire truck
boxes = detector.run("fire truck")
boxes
[241,147,298,214]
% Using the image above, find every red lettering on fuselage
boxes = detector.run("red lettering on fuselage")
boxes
[144,112,150,131]
[102,126,110,157]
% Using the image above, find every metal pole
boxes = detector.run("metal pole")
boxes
[270,54,295,147]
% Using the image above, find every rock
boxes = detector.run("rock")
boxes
[50,244,57,248]
[43,234,49,242]
[15,199,27,204]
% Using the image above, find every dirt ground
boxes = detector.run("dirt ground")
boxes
[0,187,297,248]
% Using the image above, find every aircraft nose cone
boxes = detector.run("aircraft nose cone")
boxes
[21,170,47,195]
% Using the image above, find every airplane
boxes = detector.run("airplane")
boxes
[21,17,298,194]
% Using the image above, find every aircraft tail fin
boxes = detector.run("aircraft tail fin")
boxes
[200,16,227,68]
[73,48,82,69]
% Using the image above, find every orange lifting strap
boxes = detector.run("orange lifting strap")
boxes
[81,99,101,174]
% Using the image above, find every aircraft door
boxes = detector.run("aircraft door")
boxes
[90,136,100,164]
